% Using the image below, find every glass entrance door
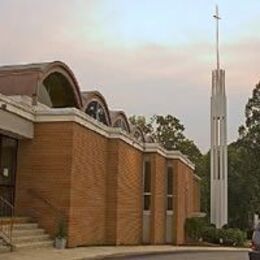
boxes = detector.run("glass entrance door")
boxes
[0,135,18,215]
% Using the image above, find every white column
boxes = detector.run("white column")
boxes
[210,69,228,228]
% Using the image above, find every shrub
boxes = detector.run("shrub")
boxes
[219,228,246,246]
[202,226,219,244]
[186,217,246,247]
[185,217,206,241]
[56,217,67,238]
[202,227,246,246]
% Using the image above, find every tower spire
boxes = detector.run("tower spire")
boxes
[210,5,228,229]
[213,5,221,71]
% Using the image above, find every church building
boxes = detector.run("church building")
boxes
[0,61,200,248]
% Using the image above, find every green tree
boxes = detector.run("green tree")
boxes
[239,82,260,150]
[198,152,210,218]
[130,114,209,214]
[152,115,185,150]
[129,115,153,134]
[228,83,260,230]
[130,114,202,165]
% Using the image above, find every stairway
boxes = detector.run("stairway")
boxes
[0,217,53,251]
[0,237,10,253]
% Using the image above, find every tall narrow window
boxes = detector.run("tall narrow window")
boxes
[167,166,173,211]
[143,161,151,211]
[217,118,221,179]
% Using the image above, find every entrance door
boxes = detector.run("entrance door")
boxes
[0,135,18,216]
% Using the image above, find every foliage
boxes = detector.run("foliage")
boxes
[239,82,260,150]
[193,82,260,230]
[129,114,202,166]
[227,83,260,230]
[130,82,260,231]
[129,115,153,135]
[217,228,246,246]
[197,152,210,217]
[130,114,207,214]
[184,215,246,246]
[185,217,206,241]
[201,226,246,246]
[201,226,219,244]
[56,217,67,238]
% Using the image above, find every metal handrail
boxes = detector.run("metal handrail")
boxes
[27,189,65,219]
[0,196,14,251]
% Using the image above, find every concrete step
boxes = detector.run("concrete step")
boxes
[13,234,50,243]
[12,228,45,237]
[2,223,38,231]
[0,217,31,225]
[14,240,53,250]
[0,245,10,253]
[12,223,38,230]
[1,217,54,251]
[0,237,12,253]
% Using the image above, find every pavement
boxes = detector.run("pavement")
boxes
[0,245,251,260]
[118,251,249,260]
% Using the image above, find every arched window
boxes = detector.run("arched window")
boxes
[114,119,128,132]
[86,101,108,125]
[38,72,78,108]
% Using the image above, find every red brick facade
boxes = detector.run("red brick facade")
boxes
[0,61,201,248]
[14,121,200,247]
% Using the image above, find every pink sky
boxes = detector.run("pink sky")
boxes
[0,0,259,151]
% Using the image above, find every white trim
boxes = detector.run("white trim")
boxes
[35,108,144,152]
[0,94,196,170]
[166,211,173,215]
[35,108,110,138]
[190,212,206,218]
[0,94,35,121]
[144,143,195,170]
[194,174,201,181]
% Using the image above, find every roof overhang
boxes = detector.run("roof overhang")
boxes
[0,109,34,139]
[0,94,34,139]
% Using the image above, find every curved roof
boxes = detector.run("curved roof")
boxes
[81,90,112,125]
[110,110,131,133]
[0,61,82,108]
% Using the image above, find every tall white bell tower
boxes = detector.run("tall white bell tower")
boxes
[210,5,228,228]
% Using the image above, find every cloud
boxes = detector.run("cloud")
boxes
[0,1,258,151]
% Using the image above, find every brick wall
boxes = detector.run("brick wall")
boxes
[15,122,73,239]
[14,120,200,247]
[68,123,108,247]
[116,140,143,245]
[105,139,119,245]
[150,153,166,244]
[173,159,199,245]
[106,139,143,245]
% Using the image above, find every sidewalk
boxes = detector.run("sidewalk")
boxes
[0,245,250,260]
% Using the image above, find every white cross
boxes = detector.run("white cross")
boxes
[213,5,221,71]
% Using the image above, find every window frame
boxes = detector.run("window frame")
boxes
[166,165,174,212]
[143,160,152,212]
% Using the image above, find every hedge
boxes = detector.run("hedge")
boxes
[185,217,246,246]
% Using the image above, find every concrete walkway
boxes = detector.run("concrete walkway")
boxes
[0,245,250,260]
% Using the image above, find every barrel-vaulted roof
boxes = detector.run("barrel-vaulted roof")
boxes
[0,61,82,108]
[81,91,112,126]
[110,110,131,133]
